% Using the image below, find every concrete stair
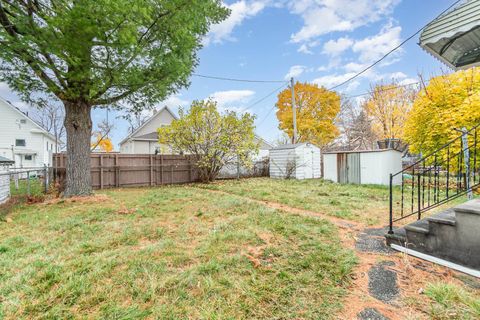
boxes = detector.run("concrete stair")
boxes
[386,200,480,269]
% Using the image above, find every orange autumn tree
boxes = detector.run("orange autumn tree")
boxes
[276,82,340,147]
[91,134,113,153]
[363,81,417,140]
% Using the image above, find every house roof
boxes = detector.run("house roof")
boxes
[119,106,178,145]
[254,134,273,150]
[419,0,480,70]
[135,132,159,140]
[0,97,57,141]
[0,155,14,164]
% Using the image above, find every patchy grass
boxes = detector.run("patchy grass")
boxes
[198,178,393,225]
[424,282,480,319]
[0,186,356,319]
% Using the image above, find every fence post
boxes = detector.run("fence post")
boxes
[388,174,394,235]
[27,171,30,196]
[461,127,473,200]
[44,164,48,193]
[100,154,104,189]
[417,171,421,220]
[150,155,154,186]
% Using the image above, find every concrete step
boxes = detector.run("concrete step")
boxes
[427,208,456,226]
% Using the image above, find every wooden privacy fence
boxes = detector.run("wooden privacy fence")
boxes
[53,153,199,189]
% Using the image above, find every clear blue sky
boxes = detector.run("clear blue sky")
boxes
[0,0,457,149]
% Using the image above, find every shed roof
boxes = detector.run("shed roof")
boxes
[419,0,480,70]
[323,148,403,155]
[270,143,318,151]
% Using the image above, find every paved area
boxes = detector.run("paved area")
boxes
[368,261,399,303]
[357,308,390,320]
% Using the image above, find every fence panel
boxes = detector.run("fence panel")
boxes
[53,153,200,189]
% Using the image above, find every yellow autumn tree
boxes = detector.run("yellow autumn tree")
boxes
[91,134,113,152]
[276,82,340,147]
[404,68,480,159]
[363,81,417,140]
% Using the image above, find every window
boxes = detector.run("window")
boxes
[20,119,27,124]
[15,139,26,147]
[24,155,32,161]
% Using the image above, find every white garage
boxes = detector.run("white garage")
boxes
[269,143,321,179]
[323,149,403,185]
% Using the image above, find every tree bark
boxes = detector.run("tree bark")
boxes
[63,100,93,196]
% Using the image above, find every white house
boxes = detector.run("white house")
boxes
[269,143,321,179]
[0,98,57,168]
[323,149,403,185]
[119,106,177,154]
[119,106,273,159]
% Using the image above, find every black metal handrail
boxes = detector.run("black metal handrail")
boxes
[389,124,480,234]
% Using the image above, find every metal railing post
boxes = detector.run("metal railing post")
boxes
[417,171,421,220]
[27,171,30,196]
[389,173,394,234]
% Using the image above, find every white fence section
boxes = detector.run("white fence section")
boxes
[0,173,10,204]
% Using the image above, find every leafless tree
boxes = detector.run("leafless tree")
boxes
[30,102,65,152]
[120,111,151,134]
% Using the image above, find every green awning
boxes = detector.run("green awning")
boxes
[420,0,480,70]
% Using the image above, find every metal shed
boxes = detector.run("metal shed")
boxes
[269,143,321,179]
[419,0,480,70]
[323,149,403,185]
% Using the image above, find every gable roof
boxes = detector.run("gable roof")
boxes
[119,106,178,145]
[0,97,57,141]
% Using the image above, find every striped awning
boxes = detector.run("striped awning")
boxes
[420,0,480,70]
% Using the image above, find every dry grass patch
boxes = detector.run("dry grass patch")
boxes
[0,186,356,319]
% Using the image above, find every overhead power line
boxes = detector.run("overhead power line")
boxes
[327,0,463,91]
[238,82,288,114]
[343,81,423,99]
[192,73,286,83]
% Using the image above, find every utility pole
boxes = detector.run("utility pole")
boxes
[291,77,297,144]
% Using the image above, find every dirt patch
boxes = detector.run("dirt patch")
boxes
[43,194,111,205]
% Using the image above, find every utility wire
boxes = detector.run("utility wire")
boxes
[327,0,463,91]
[192,73,286,83]
[238,82,288,114]
[343,81,423,99]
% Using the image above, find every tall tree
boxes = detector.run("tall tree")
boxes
[0,0,228,196]
[404,69,480,158]
[276,82,340,148]
[336,98,377,150]
[158,100,257,182]
[363,81,417,140]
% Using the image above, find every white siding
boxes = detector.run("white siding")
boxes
[323,149,403,185]
[0,99,57,167]
[0,172,9,204]
[323,153,337,182]
[135,109,175,137]
[270,144,321,179]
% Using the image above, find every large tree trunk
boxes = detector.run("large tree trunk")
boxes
[63,100,93,196]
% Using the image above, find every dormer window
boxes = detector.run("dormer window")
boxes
[15,139,26,147]
[20,119,26,124]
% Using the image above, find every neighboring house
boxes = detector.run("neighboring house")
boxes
[119,106,177,154]
[0,98,57,167]
[119,106,273,158]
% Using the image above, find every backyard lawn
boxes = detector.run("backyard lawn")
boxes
[0,185,356,319]
[199,178,393,225]
[0,178,478,319]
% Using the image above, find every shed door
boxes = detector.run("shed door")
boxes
[337,153,347,183]
[304,150,314,179]
[347,153,361,184]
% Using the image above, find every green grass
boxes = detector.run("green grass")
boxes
[425,282,480,319]
[0,186,356,319]
[10,178,44,197]
[198,178,392,225]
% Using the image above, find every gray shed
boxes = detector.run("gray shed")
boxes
[269,143,321,179]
